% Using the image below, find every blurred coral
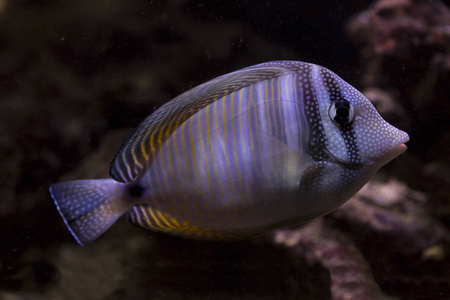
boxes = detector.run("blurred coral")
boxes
[347,0,450,63]
[346,0,450,199]
[273,178,450,300]
[274,219,394,300]
[334,179,450,251]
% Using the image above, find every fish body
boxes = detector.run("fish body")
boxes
[50,61,409,245]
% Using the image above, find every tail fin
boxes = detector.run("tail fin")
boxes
[49,179,129,245]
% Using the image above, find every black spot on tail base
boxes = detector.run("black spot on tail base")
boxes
[128,184,145,198]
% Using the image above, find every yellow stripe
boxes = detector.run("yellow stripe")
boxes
[142,206,154,228]
[190,115,203,197]
[172,127,185,194]
[237,90,246,202]
[137,206,153,227]
[254,83,260,133]
[239,88,251,182]
[158,132,169,191]
[151,117,169,154]
[147,207,164,228]
[222,95,227,143]
[265,80,272,134]
[149,134,156,155]
[231,92,242,188]
[210,101,224,197]
[258,83,268,176]
[157,211,175,228]
[145,146,165,207]
[164,111,182,139]
[292,74,303,150]
[136,127,154,168]
[238,89,243,138]
[278,76,284,139]
[166,132,180,197]
[218,96,233,192]
[140,137,149,161]
[130,148,142,168]
[255,81,268,176]
[200,107,215,201]
[248,85,256,173]
[180,121,194,193]
[268,80,277,174]
[270,78,277,136]
[156,121,166,147]
[171,218,181,227]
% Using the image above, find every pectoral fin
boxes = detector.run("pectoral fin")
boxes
[256,131,315,190]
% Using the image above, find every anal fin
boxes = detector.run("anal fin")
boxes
[128,205,263,240]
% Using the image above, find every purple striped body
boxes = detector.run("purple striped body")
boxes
[132,73,309,231]
[50,61,409,244]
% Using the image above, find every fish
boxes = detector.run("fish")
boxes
[49,60,409,245]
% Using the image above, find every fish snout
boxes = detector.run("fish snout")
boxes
[391,129,409,156]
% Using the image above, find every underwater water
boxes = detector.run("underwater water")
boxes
[1,0,449,299]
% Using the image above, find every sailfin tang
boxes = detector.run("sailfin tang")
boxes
[49,179,128,245]
[109,64,294,183]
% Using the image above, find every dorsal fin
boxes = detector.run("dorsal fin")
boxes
[109,62,294,182]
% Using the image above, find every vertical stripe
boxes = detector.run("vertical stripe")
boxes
[211,100,224,197]
[189,115,203,197]
[276,76,285,142]
[222,95,227,143]
[167,132,180,197]
[131,148,144,170]
[158,131,170,199]
[157,211,173,227]
[252,83,260,134]
[147,206,164,228]
[265,81,272,134]
[294,76,306,154]
[199,107,216,201]
[311,65,346,159]
[270,78,277,136]
[134,208,143,228]
[230,92,242,188]
[120,155,133,182]
[180,120,194,194]
[173,127,188,195]
[238,88,251,185]
[218,96,233,192]
[281,75,300,150]
[159,135,178,200]
[248,85,256,173]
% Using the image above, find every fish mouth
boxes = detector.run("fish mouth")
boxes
[397,143,408,152]
[395,131,410,154]
[374,132,409,163]
[324,131,409,168]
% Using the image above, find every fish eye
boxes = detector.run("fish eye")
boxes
[328,99,355,126]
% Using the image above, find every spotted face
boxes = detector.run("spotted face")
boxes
[310,64,409,170]
[277,62,411,218]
